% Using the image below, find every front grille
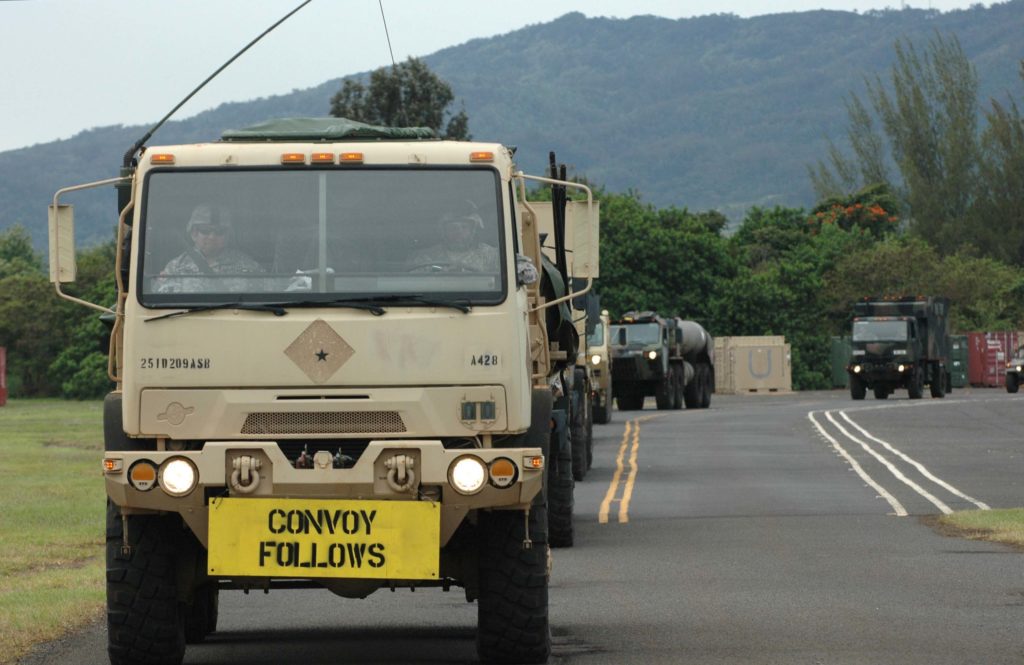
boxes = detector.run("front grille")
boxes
[612,357,639,379]
[241,411,406,435]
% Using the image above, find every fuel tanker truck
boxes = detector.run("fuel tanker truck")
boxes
[609,311,714,411]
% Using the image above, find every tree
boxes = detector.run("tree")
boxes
[329,57,470,139]
[811,32,983,256]
[0,225,42,280]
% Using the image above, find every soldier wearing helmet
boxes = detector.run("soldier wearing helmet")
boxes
[157,204,262,293]
[408,201,499,273]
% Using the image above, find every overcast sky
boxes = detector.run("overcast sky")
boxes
[0,0,990,153]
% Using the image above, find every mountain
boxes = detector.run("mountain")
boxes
[3,3,1023,248]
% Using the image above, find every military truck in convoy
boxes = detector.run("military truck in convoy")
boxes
[47,117,598,665]
[586,309,613,424]
[847,295,951,400]
[609,311,714,411]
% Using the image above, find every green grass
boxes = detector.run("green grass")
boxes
[936,509,1024,550]
[0,399,106,664]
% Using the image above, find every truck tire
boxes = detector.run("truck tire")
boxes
[585,396,594,471]
[850,375,866,400]
[106,501,186,665]
[908,367,924,399]
[655,372,672,410]
[929,366,946,398]
[672,371,684,409]
[1008,373,1020,394]
[547,414,574,548]
[571,393,588,482]
[683,368,701,409]
[873,386,889,400]
[699,363,713,409]
[184,583,219,643]
[476,506,550,664]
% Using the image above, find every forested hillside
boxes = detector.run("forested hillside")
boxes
[2,2,1023,248]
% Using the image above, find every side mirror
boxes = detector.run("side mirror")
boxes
[516,253,539,286]
[617,328,627,345]
[48,204,77,283]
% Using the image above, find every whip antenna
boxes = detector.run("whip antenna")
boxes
[377,0,409,126]
[123,0,314,167]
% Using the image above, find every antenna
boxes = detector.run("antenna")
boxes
[377,0,409,127]
[122,0,313,168]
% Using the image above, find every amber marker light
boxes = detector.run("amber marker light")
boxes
[469,151,494,162]
[281,153,306,164]
[523,455,544,471]
[339,152,364,163]
[128,461,158,492]
[311,152,335,163]
[149,153,176,165]
[489,457,518,489]
[103,458,124,473]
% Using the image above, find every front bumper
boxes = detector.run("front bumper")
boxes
[105,440,543,549]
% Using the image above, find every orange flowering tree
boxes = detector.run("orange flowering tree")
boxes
[808,183,900,239]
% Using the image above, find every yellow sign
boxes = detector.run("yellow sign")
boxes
[207,497,439,579]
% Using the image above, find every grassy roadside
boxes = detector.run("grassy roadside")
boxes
[0,399,106,665]
[934,509,1024,551]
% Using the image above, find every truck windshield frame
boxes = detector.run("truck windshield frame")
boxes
[611,322,661,346]
[852,320,910,342]
[136,165,507,308]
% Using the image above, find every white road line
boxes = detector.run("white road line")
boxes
[807,411,908,516]
[839,411,991,511]
[825,411,953,514]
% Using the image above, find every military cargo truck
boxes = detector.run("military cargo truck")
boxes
[587,309,613,424]
[48,117,598,665]
[609,311,714,411]
[847,295,951,400]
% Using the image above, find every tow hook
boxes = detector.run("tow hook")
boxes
[522,507,533,550]
[230,455,262,494]
[384,454,417,493]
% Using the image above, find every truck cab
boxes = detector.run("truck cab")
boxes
[48,118,598,665]
[586,309,613,423]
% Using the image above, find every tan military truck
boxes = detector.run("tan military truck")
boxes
[48,118,597,665]
[587,309,613,424]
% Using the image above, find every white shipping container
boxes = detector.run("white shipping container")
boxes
[714,336,792,394]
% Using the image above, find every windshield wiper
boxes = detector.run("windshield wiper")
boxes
[360,294,472,313]
[145,302,287,322]
[280,298,387,316]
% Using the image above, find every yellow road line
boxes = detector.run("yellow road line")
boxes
[618,421,642,523]
[598,419,632,523]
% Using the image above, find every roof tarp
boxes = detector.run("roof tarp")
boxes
[221,117,437,142]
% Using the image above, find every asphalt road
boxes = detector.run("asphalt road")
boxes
[20,388,1024,664]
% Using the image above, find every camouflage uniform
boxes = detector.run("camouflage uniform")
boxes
[156,249,263,293]
[409,243,499,273]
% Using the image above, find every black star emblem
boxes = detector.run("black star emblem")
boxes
[315,349,329,362]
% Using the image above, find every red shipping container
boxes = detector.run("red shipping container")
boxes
[968,331,1019,387]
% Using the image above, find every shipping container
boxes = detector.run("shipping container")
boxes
[967,331,1019,387]
[714,336,792,394]
[830,336,851,388]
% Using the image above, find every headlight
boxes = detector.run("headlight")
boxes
[591,354,601,365]
[1017,366,1022,373]
[647,350,658,360]
[159,457,198,497]
[449,456,487,495]
[898,364,906,373]
[852,365,862,374]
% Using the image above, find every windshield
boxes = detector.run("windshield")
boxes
[138,167,505,307]
[852,320,909,342]
[610,322,661,345]
[587,322,604,346]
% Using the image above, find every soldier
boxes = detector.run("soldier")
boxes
[408,201,499,273]
[157,204,263,293]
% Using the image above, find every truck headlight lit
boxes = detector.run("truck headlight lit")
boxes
[159,458,198,497]
[591,354,601,365]
[1017,365,1022,372]
[852,365,862,374]
[898,364,906,373]
[449,456,487,495]
[647,351,658,360]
